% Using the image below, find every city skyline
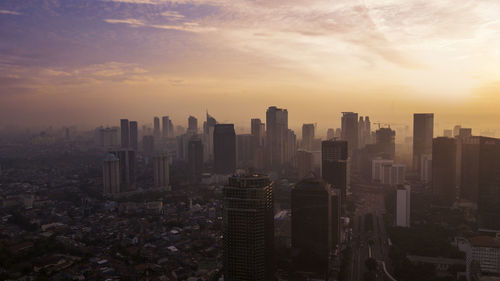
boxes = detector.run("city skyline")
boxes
[2,0,500,131]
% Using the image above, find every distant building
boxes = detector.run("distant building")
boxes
[322,140,349,199]
[302,123,315,151]
[142,135,155,157]
[341,112,358,155]
[296,150,314,179]
[443,129,453,138]
[396,185,411,227]
[223,174,274,281]
[188,116,198,134]
[120,119,130,148]
[154,116,160,139]
[188,137,203,182]
[266,106,288,171]
[251,118,265,147]
[375,127,396,159]
[162,116,172,139]
[291,178,333,276]
[153,153,170,190]
[236,134,254,168]
[110,149,136,192]
[432,137,457,206]
[413,113,434,171]
[129,121,138,150]
[96,127,119,147]
[214,124,236,174]
[371,159,393,182]
[203,112,217,163]
[420,154,432,183]
[327,128,335,140]
[102,153,120,194]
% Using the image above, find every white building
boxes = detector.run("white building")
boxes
[396,185,411,227]
[465,236,500,279]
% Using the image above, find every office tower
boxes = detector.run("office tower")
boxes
[236,134,254,168]
[102,153,120,194]
[251,118,265,147]
[413,113,434,171]
[120,119,130,148]
[371,159,394,182]
[129,121,138,150]
[432,137,457,206]
[285,129,297,164]
[396,185,411,227]
[203,112,217,163]
[341,112,358,155]
[266,106,288,170]
[110,149,136,192]
[188,137,203,183]
[162,116,171,139]
[364,116,371,144]
[460,136,479,202]
[420,154,432,183]
[375,127,396,159]
[154,117,160,138]
[292,178,332,275]
[188,116,198,134]
[214,124,236,174]
[96,127,119,147]
[223,174,274,281]
[142,135,155,157]
[177,133,190,161]
[453,125,462,137]
[322,140,349,199]
[327,128,335,140]
[153,153,170,190]
[443,129,453,138]
[302,123,315,151]
[476,137,500,231]
[297,150,314,179]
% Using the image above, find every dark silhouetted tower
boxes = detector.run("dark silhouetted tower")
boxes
[432,137,457,206]
[154,117,160,139]
[120,119,130,148]
[302,123,315,151]
[102,153,120,194]
[341,112,358,155]
[188,137,203,182]
[322,140,349,199]
[153,153,170,190]
[223,174,274,281]
[266,106,288,170]
[110,149,136,192]
[162,116,171,139]
[142,135,155,157]
[188,115,198,134]
[129,121,138,150]
[214,124,236,174]
[413,113,434,171]
[376,127,396,159]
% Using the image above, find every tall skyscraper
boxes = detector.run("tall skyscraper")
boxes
[251,118,265,147]
[413,113,434,171]
[327,128,335,140]
[266,106,288,170]
[102,153,120,194]
[188,137,203,183]
[432,137,457,206]
[302,123,315,151]
[396,185,411,227]
[162,116,171,139]
[236,134,254,168]
[375,127,396,159]
[322,140,349,199]
[153,153,170,190]
[129,121,138,150]
[460,136,479,202]
[223,174,274,281]
[153,117,160,139]
[214,124,236,174]
[291,178,333,275]
[203,112,217,163]
[285,129,297,164]
[188,115,198,134]
[120,119,130,148]
[110,149,136,192]
[341,112,358,155]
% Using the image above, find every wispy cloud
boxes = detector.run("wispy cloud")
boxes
[104,18,216,32]
[0,9,21,15]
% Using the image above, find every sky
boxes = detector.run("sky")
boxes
[1,0,500,135]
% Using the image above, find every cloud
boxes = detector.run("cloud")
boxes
[104,18,216,32]
[161,11,185,20]
[0,9,21,15]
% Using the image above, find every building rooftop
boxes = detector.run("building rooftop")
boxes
[470,236,500,248]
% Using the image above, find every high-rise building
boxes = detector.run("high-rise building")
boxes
[413,113,434,171]
[322,140,349,199]
[341,112,358,155]
[110,149,136,192]
[203,112,217,163]
[266,106,288,170]
[396,185,411,227]
[188,137,203,183]
[142,135,155,157]
[443,129,453,138]
[223,174,274,281]
[129,121,138,150]
[285,129,297,165]
[188,116,198,134]
[302,123,315,151]
[292,178,333,275]
[162,116,171,139]
[432,137,457,206]
[120,119,130,148]
[251,118,266,147]
[102,153,120,194]
[297,150,314,179]
[96,127,120,147]
[331,188,342,247]
[153,153,170,190]
[453,125,462,137]
[375,127,396,159]
[214,124,236,174]
[153,117,160,139]
[236,134,254,168]
[327,128,335,140]
[476,137,500,231]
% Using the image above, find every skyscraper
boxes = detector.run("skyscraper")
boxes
[291,178,333,276]
[322,140,349,199]
[432,137,457,206]
[236,134,254,168]
[266,106,288,170]
[296,150,314,179]
[153,153,170,190]
[396,185,411,227]
[302,123,315,151]
[203,112,217,163]
[129,121,138,150]
[251,118,265,147]
[188,115,198,134]
[214,124,236,174]
[223,174,274,281]
[110,149,136,192]
[476,137,500,231]
[327,128,335,140]
[153,116,160,139]
[341,112,358,155]
[413,113,434,171]
[102,153,120,195]
[120,119,129,148]
[188,137,203,182]
[162,116,171,139]
[375,127,396,159]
